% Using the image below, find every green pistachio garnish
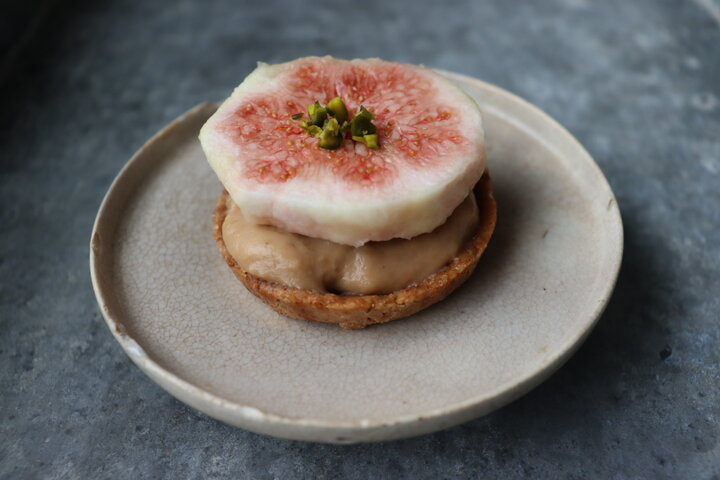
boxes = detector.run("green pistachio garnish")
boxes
[298,120,322,136]
[307,101,328,126]
[326,97,349,125]
[350,105,377,138]
[359,105,375,119]
[305,124,322,136]
[363,134,380,150]
[291,99,380,150]
[318,117,343,150]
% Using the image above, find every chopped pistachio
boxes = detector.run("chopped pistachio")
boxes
[356,107,380,148]
[324,117,340,135]
[319,118,342,150]
[363,134,380,149]
[359,105,375,119]
[293,99,380,150]
[308,101,328,126]
[326,97,349,125]
[350,115,376,137]
[306,125,322,136]
[319,133,342,150]
[298,120,322,136]
[352,134,380,149]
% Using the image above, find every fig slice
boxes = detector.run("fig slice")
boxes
[199,56,485,246]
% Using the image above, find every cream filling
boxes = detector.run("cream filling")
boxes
[222,194,479,295]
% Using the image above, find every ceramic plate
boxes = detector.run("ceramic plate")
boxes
[90,72,623,443]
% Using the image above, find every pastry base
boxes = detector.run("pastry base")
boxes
[213,172,496,329]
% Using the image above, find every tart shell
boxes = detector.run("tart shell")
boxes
[213,172,497,329]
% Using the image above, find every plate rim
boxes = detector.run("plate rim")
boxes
[90,72,624,442]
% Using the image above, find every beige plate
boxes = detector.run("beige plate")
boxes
[90,72,623,443]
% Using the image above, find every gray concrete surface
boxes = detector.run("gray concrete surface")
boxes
[1,0,719,478]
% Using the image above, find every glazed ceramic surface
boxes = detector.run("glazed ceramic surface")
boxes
[90,73,623,443]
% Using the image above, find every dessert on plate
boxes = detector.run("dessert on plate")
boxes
[200,56,496,329]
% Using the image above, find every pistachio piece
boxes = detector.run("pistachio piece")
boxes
[358,105,375,119]
[318,118,342,150]
[350,115,376,137]
[349,106,380,148]
[307,101,328,126]
[307,125,323,136]
[299,121,322,136]
[295,100,380,149]
[326,97,349,125]
[319,133,343,150]
[363,134,380,150]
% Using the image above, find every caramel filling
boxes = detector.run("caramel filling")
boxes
[222,194,479,295]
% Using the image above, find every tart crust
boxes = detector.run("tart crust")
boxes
[213,172,496,329]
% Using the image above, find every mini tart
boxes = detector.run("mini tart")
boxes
[213,172,496,329]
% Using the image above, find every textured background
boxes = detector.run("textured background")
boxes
[1,0,719,478]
